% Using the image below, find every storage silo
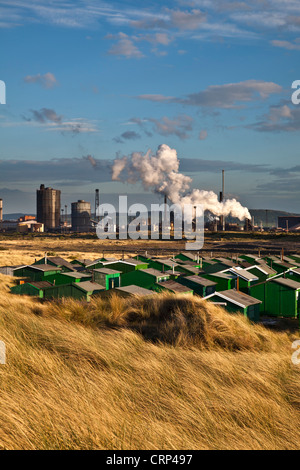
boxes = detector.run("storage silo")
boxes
[37,184,61,230]
[71,200,91,232]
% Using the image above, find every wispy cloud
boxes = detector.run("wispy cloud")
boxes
[271,38,300,50]
[137,80,282,109]
[122,114,194,140]
[137,94,175,103]
[25,108,62,124]
[1,108,99,135]
[113,130,141,143]
[148,114,194,140]
[248,102,300,133]
[107,32,144,58]
[24,72,58,89]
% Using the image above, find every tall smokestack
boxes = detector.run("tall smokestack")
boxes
[95,189,100,222]
[219,170,225,231]
[0,199,2,223]
[164,194,168,223]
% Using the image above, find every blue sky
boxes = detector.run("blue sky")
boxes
[1,0,300,214]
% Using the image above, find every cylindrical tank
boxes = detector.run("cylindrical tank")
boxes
[71,200,91,232]
[36,185,61,230]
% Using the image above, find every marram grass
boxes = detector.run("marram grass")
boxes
[0,273,299,450]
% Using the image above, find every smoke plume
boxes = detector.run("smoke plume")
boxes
[112,144,251,220]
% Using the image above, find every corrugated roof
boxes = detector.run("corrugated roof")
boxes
[107,259,146,266]
[140,268,170,278]
[165,270,182,276]
[177,252,196,261]
[47,257,74,270]
[76,281,105,292]
[176,259,199,266]
[116,285,154,296]
[63,272,91,279]
[29,281,53,289]
[272,278,300,289]
[26,264,62,272]
[247,263,277,276]
[123,258,147,265]
[230,268,258,281]
[73,259,93,266]
[214,258,237,267]
[201,259,216,265]
[154,259,179,268]
[185,275,217,287]
[270,259,294,268]
[93,268,122,275]
[206,289,261,308]
[180,266,202,275]
[207,272,236,279]
[157,280,193,293]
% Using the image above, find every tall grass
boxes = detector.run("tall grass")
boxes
[0,273,300,450]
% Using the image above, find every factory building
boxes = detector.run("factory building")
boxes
[37,184,61,231]
[71,200,91,232]
[278,216,300,231]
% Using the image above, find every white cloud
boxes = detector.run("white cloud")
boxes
[1,109,99,135]
[137,94,175,102]
[168,9,206,30]
[148,114,194,140]
[271,39,300,50]
[24,72,58,89]
[248,102,300,132]
[138,80,282,109]
[107,32,144,58]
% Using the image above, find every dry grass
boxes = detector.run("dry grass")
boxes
[0,273,300,450]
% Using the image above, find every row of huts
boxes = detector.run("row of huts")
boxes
[2,251,300,323]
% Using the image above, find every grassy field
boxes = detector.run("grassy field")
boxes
[0,249,300,449]
[0,232,299,260]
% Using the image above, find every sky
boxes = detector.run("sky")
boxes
[0,0,300,214]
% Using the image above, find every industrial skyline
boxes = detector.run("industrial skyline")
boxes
[1,1,300,213]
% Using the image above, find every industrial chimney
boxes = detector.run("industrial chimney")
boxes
[164,194,168,223]
[219,170,225,231]
[0,199,2,223]
[95,189,100,222]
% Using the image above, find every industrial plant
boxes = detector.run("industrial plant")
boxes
[0,172,299,235]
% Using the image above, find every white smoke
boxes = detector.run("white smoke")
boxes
[112,144,251,221]
[85,155,97,168]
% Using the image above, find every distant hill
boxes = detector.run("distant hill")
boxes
[207,209,300,228]
[247,210,300,228]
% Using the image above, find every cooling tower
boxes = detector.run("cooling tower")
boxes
[71,200,91,232]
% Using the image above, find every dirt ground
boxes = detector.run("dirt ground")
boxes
[0,232,299,264]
